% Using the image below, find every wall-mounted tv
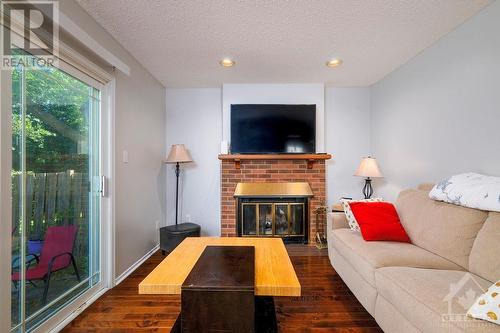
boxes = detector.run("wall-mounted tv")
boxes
[230,104,316,154]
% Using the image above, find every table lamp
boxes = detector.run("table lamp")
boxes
[354,156,383,199]
[165,144,193,225]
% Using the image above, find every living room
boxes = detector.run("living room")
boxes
[1,0,499,332]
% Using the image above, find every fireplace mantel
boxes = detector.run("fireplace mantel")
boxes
[218,153,332,169]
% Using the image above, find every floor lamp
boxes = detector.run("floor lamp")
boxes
[165,144,193,225]
[354,156,383,199]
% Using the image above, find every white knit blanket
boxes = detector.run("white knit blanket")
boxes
[429,173,500,212]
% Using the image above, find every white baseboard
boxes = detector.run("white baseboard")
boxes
[114,244,160,286]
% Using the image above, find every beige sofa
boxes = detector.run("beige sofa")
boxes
[327,184,500,333]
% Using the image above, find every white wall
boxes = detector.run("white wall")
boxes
[325,88,371,203]
[165,89,222,236]
[165,87,371,233]
[222,84,326,152]
[62,1,166,278]
[371,0,500,201]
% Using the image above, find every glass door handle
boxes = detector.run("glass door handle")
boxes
[100,175,107,197]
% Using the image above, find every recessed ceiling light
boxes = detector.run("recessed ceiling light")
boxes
[219,58,235,67]
[326,58,343,68]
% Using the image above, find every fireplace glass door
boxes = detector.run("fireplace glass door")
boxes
[274,204,288,235]
[290,204,304,235]
[241,202,305,238]
[242,205,257,235]
[259,204,273,235]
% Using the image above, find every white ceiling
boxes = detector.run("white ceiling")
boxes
[76,0,491,88]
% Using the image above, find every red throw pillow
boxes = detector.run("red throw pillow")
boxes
[348,202,411,243]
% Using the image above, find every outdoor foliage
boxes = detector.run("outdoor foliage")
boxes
[10,53,96,239]
[11,56,91,173]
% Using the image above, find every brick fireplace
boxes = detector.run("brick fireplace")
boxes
[219,154,330,243]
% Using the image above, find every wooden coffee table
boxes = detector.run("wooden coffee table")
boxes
[139,237,301,332]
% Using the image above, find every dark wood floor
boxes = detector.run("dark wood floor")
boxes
[63,245,381,332]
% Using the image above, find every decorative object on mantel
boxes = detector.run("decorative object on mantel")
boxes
[218,153,332,170]
[166,144,193,226]
[162,144,200,254]
[314,202,328,249]
[354,156,383,199]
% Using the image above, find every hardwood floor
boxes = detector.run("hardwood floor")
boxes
[62,245,381,332]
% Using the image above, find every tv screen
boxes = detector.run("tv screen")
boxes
[230,104,316,154]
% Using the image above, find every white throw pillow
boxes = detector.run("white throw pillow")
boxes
[340,198,382,232]
[429,173,500,212]
[467,280,500,325]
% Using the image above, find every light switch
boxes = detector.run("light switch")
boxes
[123,150,129,163]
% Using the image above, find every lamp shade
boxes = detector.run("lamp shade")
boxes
[165,144,193,163]
[354,157,383,178]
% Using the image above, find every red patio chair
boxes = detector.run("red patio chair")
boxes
[11,225,81,305]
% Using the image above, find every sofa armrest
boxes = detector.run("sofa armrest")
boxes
[327,212,349,231]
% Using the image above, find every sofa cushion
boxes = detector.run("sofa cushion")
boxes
[375,267,499,333]
[331,228,463,286]
[396,189,488,268]
[469,212,500,283]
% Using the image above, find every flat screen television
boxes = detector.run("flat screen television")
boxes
[230,104,316,154]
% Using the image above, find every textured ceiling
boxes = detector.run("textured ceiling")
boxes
[76,0,491,88]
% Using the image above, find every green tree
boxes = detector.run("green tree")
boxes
[11,53,93,173]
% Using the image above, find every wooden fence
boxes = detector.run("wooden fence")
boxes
[12,171,90,258]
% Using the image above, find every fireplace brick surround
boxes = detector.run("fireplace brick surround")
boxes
[219,155,329,243]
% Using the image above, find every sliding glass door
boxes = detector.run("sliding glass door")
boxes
[9,49,103,332]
